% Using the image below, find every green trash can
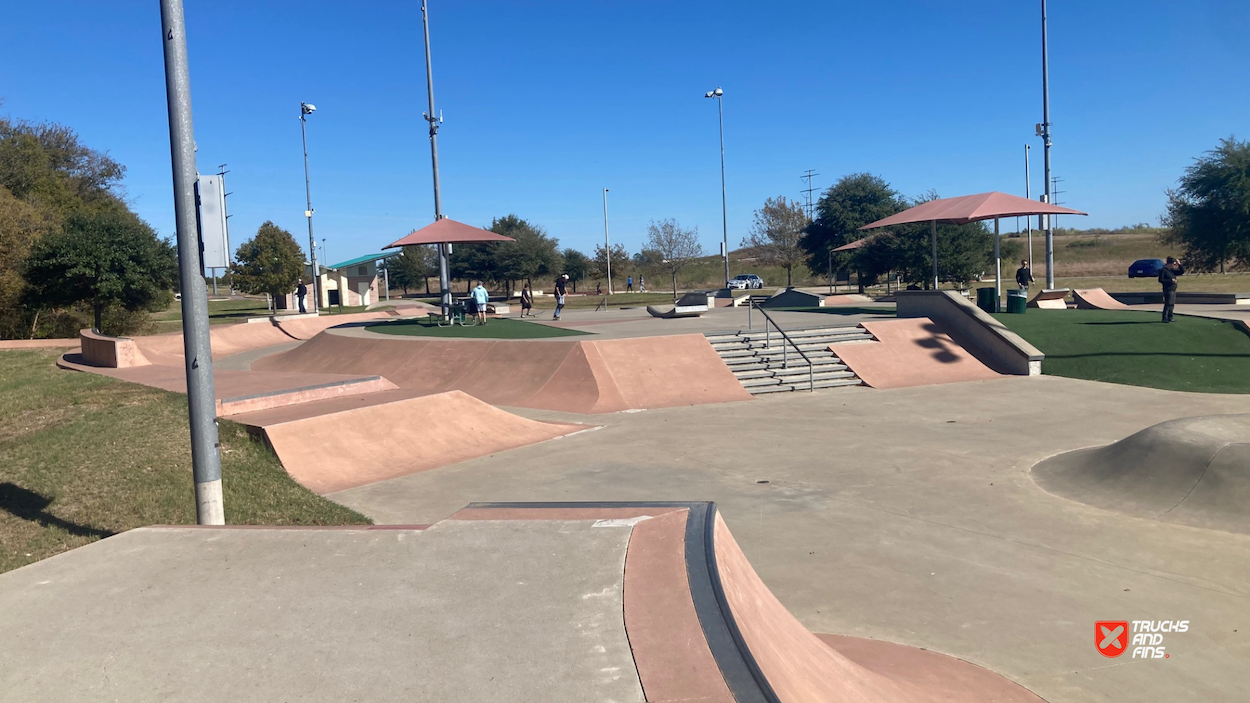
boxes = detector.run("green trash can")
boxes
[1006,288,1027,314]
[976,286,997,313]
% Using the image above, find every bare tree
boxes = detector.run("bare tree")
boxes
[645,218,704,299]
[743,195,808,287]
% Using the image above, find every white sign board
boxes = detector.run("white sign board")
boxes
[196,174,230,269]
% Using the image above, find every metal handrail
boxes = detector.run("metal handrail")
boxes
[747,299,816,392]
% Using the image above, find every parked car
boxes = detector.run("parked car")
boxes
[1128,258,1166,278]
[727,273,764,289]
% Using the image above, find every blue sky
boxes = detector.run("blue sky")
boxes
[3,1,1248,264]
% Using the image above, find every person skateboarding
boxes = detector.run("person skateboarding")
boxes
[1015,260,1034,292]
[519,283,533,318]
[296,279,308,314]
[471,281,490,325]
[1158,257,1184,323]
[553,274,568,320]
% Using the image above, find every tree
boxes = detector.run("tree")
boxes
[386,245,435,295]
[802,173,906,275]
[22,207,176,333]
[743,196,808,287]
[229,221,306,304]
[645,218,704,299]
[561,248,591,292]
[490,214,560,288]
[0,184,53,338]
[1162,137,1250,273]
[0,116,125,211]
[593,242,630,288]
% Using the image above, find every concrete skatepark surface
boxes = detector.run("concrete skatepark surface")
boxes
[0,503,1044,702]
[828,318,1001,389]
[1032,414,1250,535]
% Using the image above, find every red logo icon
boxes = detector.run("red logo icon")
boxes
[1096,621,1129,658]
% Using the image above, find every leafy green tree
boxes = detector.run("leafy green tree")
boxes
[1162,137,1250,273]
[0,184,53,338]
[645,218,704,299]
[561,248,591,292]
[593,242,630,287]
[22,207,176,333]
[743,195,808,287]
[386,245,435,295]
[0,116,125,213]
[491,214,560,288]
[802,173,906,274]
[230,221,306,303]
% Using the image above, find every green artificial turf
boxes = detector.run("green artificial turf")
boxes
[0,350,370,575]
[992,310,1250,393]
[366,317,589,339]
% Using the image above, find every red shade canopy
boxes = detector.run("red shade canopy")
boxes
[385,218,515,248]
[859,191,1087,230]
[832,238,867,252]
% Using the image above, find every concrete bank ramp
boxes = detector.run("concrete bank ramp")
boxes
[254,331,751,414]
[829,318,1002,389]
[1072,288,1132,311]
[0,502,1043,703]
[1032,414,1250,534]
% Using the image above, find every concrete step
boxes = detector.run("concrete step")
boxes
[734,364,850,381]
[738,369,857,387]
[718,348,841,363]
[712,338,871,356]
[746,377,864,394]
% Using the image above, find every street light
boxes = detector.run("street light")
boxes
[602,188,613,295]
[1039,0,1055,288]
[704,87,729,289]
[299,101,319,314]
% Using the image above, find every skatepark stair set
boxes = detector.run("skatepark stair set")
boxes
[705,325,871,394]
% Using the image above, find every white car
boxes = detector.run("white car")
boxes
[727,274,764,290]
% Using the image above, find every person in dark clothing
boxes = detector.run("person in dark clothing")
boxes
[1158,257,1184,322]
[1015,260,1035,292]
[553,274,568,320]
[519,283,533,317]
[296,279,308,314]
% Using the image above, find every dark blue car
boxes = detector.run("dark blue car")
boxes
[1128,258,1166,278]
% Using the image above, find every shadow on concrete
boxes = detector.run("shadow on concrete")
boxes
[0,483,114,539]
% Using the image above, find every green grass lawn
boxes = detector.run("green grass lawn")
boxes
[992,310,1250,393]
[0,350,369,575]
[150,297,272,334]
[366,317,589,339]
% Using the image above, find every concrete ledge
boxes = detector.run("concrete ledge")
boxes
[896,291,1043,376]
[1109,291,1250,305]
[79,329,151,368]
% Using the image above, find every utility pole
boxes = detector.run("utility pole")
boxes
[215,163,231,297]
[1050,176,1065,233]
[801,169,819,220]
[1025,145,1033,270]
[421,0,451,318]
[602,188,613,295]
[704,87,728,288]
[1039,0,1055,288]
[299,102,319,314]
[158,0,224,525]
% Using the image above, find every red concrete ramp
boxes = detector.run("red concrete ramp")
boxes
[1072,288,1132,310]
[254,332,751,414]
[829,318,1002,389]
[230,390,588,493]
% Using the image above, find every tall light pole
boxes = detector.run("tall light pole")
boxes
[421,0,451,318]
[602,188,613,295]
[704,87,729,288]
[158,0,224,524]
[1025,144,1033,269]
[299,101,319,314]
[1039,0,1055,289]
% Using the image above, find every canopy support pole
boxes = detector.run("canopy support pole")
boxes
[994,217,1001,312]
[930,220,938,290]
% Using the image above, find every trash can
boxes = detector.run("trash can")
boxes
[1006,288,1027,314]
[976,287,997,313]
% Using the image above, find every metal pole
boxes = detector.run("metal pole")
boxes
[994,217,1001,311]
[603,188,613,295]
[1025,144,1033,270]
[827,248,833,294]
[930,220,938,289]
[384,265,390,302]
[299,109,319,314]
[1041,0,1055,288]
[159,0,223,525]
[420,0,451,318]
[716,92,729,289]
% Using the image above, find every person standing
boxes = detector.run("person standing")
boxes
[553,274,568,320]
[471,280,490,325]
[1158,257,1184,323]
[639,275,646,293]
[626,275,634,293]
[519,283,533,318]
[1015,260,1034,292]
[296,278,308,314]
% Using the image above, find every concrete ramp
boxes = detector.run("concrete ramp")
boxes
[227,390,589,493]
[829,318,1002,389]
[1073,288,1132,310]
[1032,414,1250,535]
[1027,288,1070,309]
[254,332,751,414]
[0,502,1042,702]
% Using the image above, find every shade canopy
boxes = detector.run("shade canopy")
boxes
[385,218,515,248]
[832,238,867,252]
[859,191,1087,230]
